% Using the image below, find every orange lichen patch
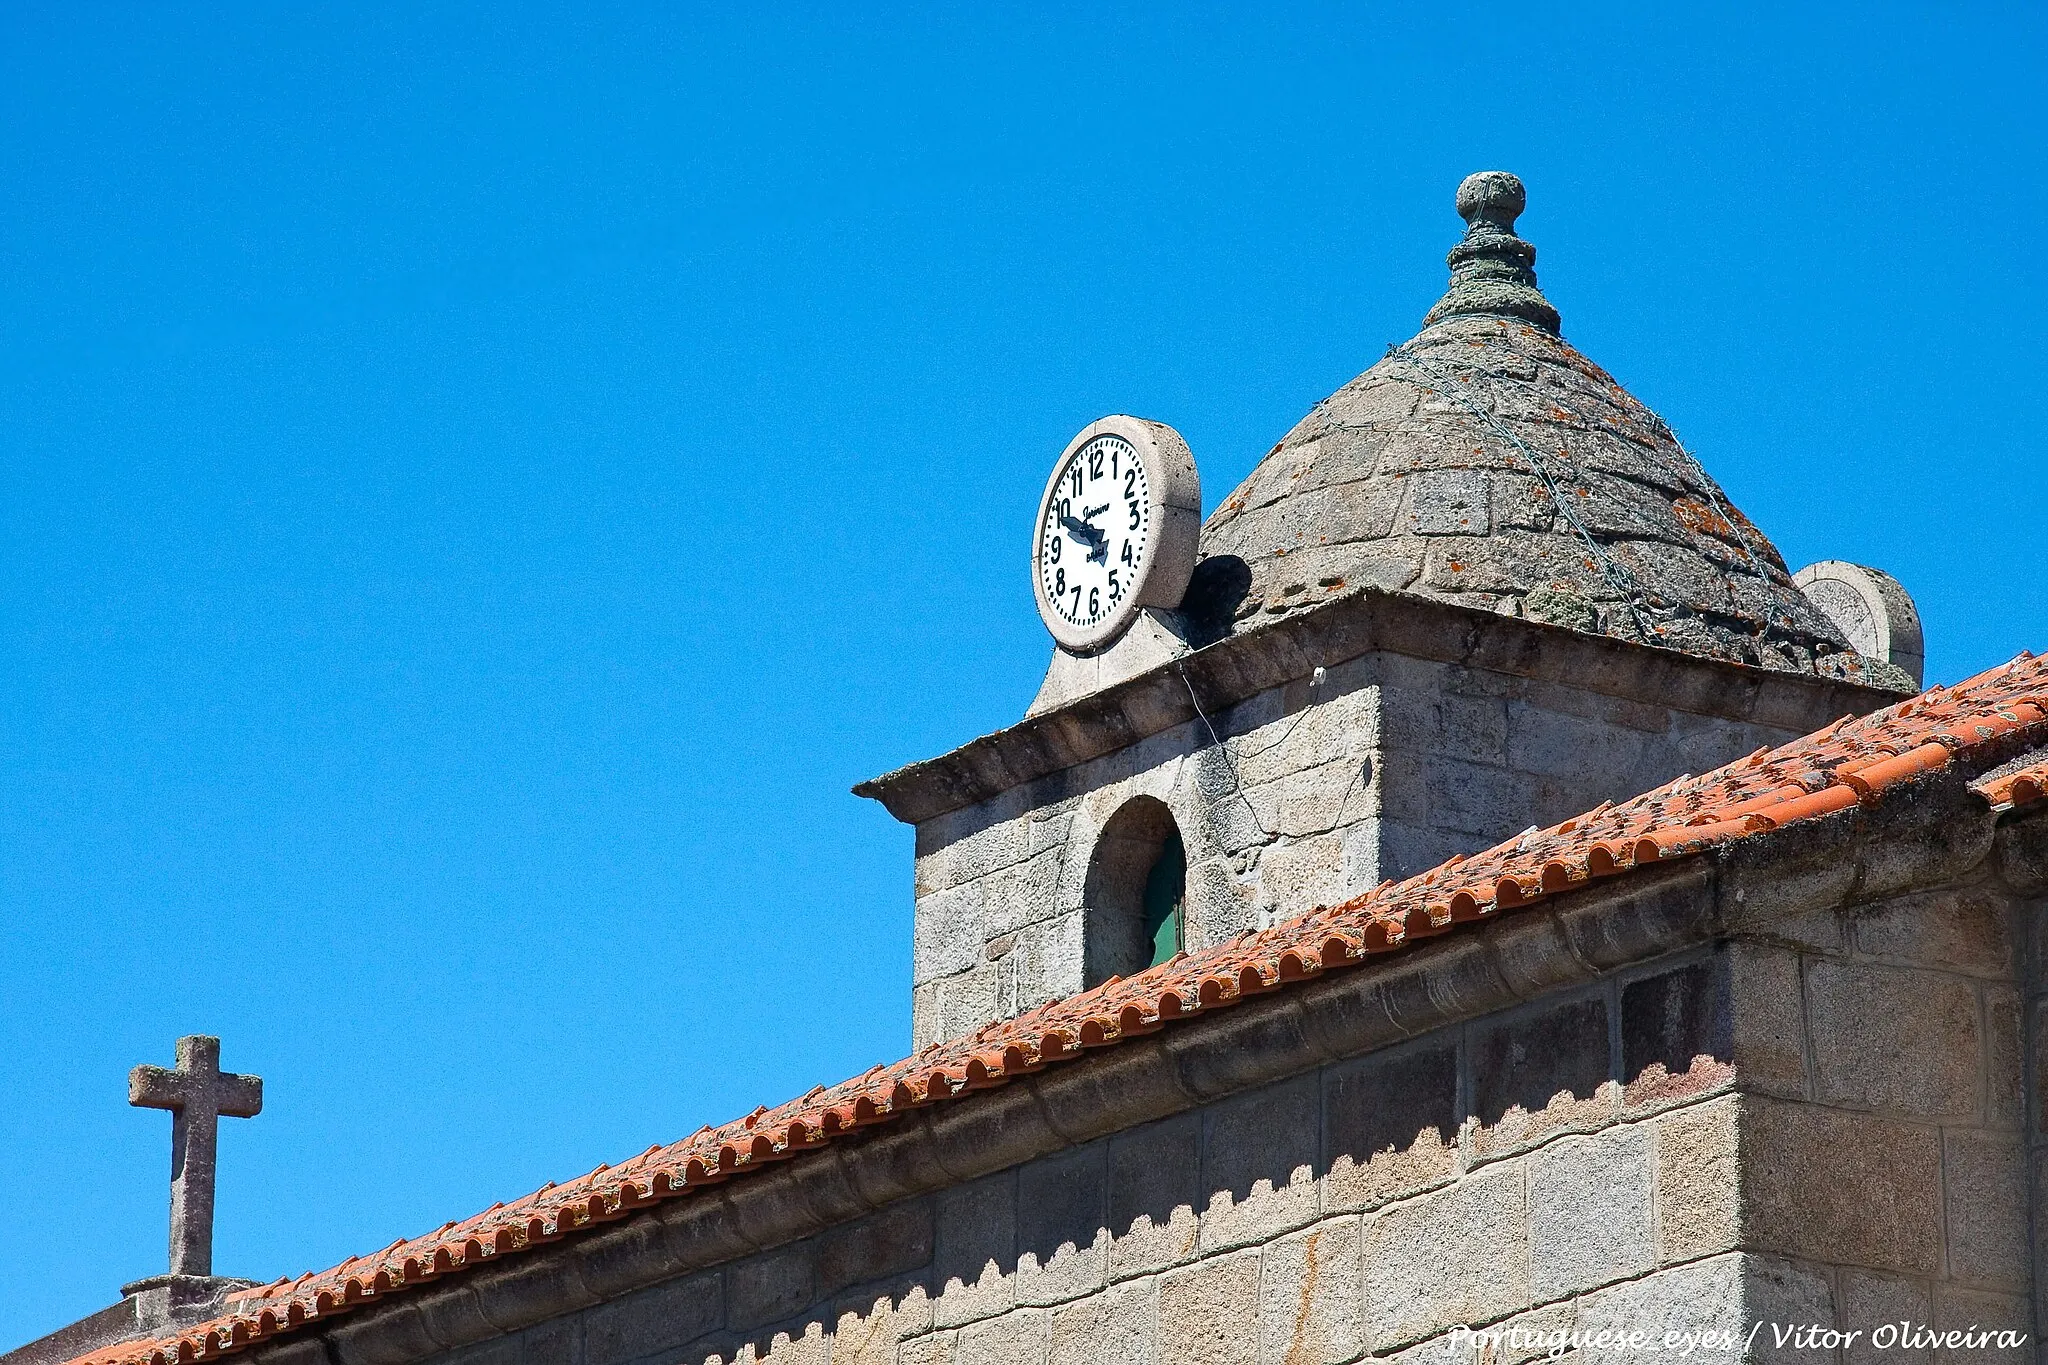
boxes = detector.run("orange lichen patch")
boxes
[65,651,2048,1365]
[1670,496,1735,539]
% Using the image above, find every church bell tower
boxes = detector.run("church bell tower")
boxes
[858,172,1922,1049]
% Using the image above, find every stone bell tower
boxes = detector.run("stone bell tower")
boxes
[858,172,1921,1049]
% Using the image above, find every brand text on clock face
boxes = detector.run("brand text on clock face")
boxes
[1040,434,1151,631]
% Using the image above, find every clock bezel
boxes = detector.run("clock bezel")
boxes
[1031,414,1201,654]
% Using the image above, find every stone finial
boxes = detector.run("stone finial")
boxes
[1422,170,1561,334]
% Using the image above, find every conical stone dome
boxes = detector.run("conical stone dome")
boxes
[1195,172,1896,684]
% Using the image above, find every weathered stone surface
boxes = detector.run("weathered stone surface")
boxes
[1482,909,1597,1001]
[899,1330,957,1365]
[1198,1072,1320,1252]
[1373,936,1516,1039]
[1804,962,1980,1118]
[725,1245,816,1333]
[1029,1036,1191,1148]
[1406,469,1492,537]
[1201,244,1852,666]
[932,1172,1017,1328]
[1654,1096,1740,1264]
[582,1271,721,1365]
[1985,984,2022,1125]
[1433,691,1508,766]
[1719,824,1856,946]
[1107,1112,1202,1279]
[126,1034,264,1282]
[1721,1255,1837,1364]
[573,1214,685,1305]
[1929,1285,2032,1364]
[1322,1037,1460,1213]
[751,1317,834,1365]
[1015,1143,1108,1305]
[954,1307,1048,1365]
[1470,993,1615,1158]
[1570,1254,1737,1363]
[813,1198,932,1301]
[1156,1250,1261,1365]
[1252,825,1374,918]
[1575,1252,1832,1365]
[1852,886,2013,976]
[1527,1125,1655,1298]
[1993,809,2048,894]
[467,1251,599,1333]
[1506,705,1650,790]
[1620,957,1735,1113]
[1046,1276,1157,1365]
[1258,1218,1362,1365]
[326,1303,443,1365]
[830,1288,932,1365]
[1837,1270,1931,1365]
[1741,1099,1942,1274]
[1724,944,1807,1100]
[1941,1130,2026,1289]
[485,1317,569,1365]
[1360,1162,1529,1350]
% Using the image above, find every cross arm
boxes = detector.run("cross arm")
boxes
[129,1064,188,1111]
[215,1072,263,1119]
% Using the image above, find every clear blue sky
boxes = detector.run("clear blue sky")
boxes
[2,3,2043,1345]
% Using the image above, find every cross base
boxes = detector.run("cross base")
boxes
[0,1277,257,1365]
[118,1273,259,1303]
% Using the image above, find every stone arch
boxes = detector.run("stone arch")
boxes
[1082,795,1186,989]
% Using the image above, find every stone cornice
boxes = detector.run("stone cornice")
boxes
[853,587,1903,826]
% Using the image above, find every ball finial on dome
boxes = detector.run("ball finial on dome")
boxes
[1422,169,1560,334]
[1455,171,1527,231]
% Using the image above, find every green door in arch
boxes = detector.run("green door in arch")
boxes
[1141,831,1186,968]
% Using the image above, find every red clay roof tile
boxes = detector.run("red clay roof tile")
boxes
[1975,753,2048,811]
[63,650,2048,1365]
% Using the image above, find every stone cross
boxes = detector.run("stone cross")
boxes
[129,1036,262,1279]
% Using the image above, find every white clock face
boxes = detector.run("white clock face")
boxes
[1037,433,1152,633]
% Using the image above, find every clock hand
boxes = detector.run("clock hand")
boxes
[1059,514,1111,563]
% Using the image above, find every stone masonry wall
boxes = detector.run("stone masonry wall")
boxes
[292,908,2039,1365]
[911,648,1817,1049]
[295,945,1772,1365]
[241,810,2042,1365]
[1710,876,2033,1361]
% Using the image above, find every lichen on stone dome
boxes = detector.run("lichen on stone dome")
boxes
[1189,171,1908,689]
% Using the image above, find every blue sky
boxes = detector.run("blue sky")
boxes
[2,3,2043,1345]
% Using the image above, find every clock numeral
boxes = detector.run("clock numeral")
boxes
[1070,585,1083,614]
[1108,569,1121,600]
[1069,466,1083,497]
[1120,540,1134,567]
[1124,469,1137,499]
[1055,567,1066,595]
[1111,449,1119,479]
[1088,586,1100,617]
[1089,450,1103,480]
[1049,536,1062,564]
[1128,499,1141,531]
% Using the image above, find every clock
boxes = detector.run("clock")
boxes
[1032,415,1201,653]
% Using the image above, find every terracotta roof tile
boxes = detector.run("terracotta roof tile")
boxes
[64,650,2048,1365]
[1975,751,2048,811]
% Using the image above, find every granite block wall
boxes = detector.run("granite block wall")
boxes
[300,923,2030,1365]
[236,821,2041,1365]
[910,649,1822,1048]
